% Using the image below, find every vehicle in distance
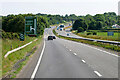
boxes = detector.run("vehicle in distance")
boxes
[60,28,63,31]
[59,24,64,28]
[67,33,69,36]
[52,36,56,39]
[48,36,53,40]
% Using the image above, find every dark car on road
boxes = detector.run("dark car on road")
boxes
[67,33,70,36]
[52,36,56,39]
[48,36,53,40]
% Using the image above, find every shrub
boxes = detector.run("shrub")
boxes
[6,32,12,39]
[77,27,84,33]
[12,33,19,39]
[87,32,92,35]
[93,32,97,35]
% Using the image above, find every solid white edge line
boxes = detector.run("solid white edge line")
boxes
[94,71,102,77]
[30,40,45,80]
[82,60,86,63]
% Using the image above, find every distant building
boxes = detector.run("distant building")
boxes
[112,24,120,29]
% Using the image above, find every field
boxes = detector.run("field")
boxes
[2,36,43,78]
[77,31,119,41]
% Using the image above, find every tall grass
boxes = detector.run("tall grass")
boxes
[2,36,42,77]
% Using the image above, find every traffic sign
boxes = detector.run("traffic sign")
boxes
[20,33,24,41]
[25,17,37,36]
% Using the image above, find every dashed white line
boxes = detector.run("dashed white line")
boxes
[76,42,119,57]
[82,59,86,63]
[73,53,77,56]
[94,71,102,77]
[30,40,46,80]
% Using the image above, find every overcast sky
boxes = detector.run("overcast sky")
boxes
[0,0,119,16]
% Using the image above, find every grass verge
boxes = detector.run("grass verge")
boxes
[53,29,120,52]
[72,30,120,42]
[2,35,43,78]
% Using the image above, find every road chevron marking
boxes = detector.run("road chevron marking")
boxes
[94,71,102,77]
[30,40,46,80]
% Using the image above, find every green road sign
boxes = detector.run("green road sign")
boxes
[20,33,24,41]
[25,16,37,36]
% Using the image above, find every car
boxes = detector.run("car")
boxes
[67,33,69,36]
[60,28,63,31]
[59,25,64,28]
[48,36,53,40]
[52,36,56,39]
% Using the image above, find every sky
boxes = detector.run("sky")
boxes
[0,0,119,16]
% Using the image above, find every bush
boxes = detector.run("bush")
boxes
[93,32,97,35]
[12,33,19,39]
[87,32,92,35]
[77,27,84,33]
[6,32,12,39]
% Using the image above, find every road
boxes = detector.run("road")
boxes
[32,27,118,78]
[56,25,120,45]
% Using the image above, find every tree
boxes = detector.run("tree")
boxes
[77,27,84,33]
[72,18,88,31]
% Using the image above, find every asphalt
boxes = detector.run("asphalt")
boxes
[35,28,99,78]
[54,26,118,78]
[17,26,118,78]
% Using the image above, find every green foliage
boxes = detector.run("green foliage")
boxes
[2,14,25,32]
[73,12,118,31]
[73,18,88,31]
[87,32,92,35]
[2,30,19,39]
[37,16,49,35]
[77,27,84,33]
[93,32,97,35]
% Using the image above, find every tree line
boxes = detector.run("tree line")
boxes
[2,12,118,39]
[72,12,118,32]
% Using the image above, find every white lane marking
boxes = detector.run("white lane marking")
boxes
[82,59,86,63]
[69,49,72,51]
[94,71,102,77]
[30,40,46,80]
[75,42,119,57]
[73,53,77,56]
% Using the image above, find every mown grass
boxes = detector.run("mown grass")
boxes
[72,31,120,41]
[2,35,43,77]
[53,29,120,52]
